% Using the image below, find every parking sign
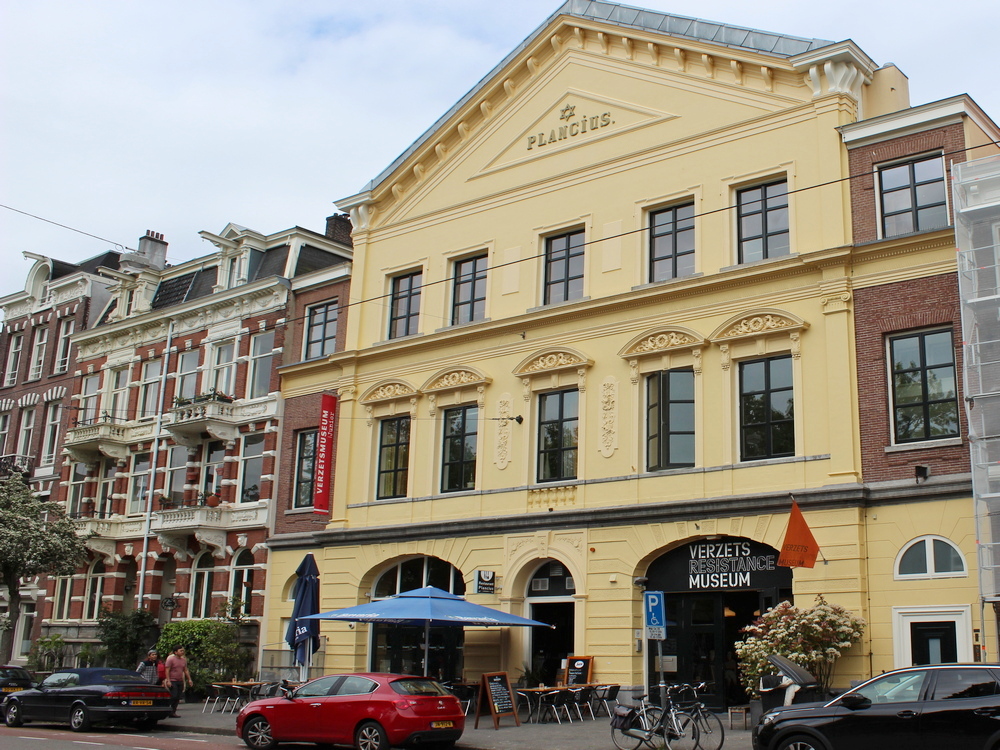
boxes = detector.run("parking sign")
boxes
[644,590,666,640]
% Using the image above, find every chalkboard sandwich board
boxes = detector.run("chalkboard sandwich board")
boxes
[474,671,520,729]
[564,656,594,686]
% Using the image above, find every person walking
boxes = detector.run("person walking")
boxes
[136,648,164,684]
[164,645,193,717]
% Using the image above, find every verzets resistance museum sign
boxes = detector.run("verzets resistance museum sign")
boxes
[649,537,784,592]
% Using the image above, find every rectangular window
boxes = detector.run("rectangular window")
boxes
[41,402,62,466]
[737,179,789,263]
[67,462,88,517]
[52,577,72,620]
[4,333,23,387]
[650,203,695,282]
[176,349,199,401]
[139,360,161,418]
[293,429,318,508]
[95,459,115,518]
[28,327,48,381]
[388,271,422,339]
[202,440,226,496]
[304,301,339,360]
[55,318,74,374]
[441,404,478,492]
[79,374,100,424]
[880,155,948,238]
[247,331,275,399]
[646,369,695,470]
[739,355,794,460]
[0,413,9,454]
[452,255,488,325]
[377,416,410,499]
[165,445,187,506]
[544,229,585,305]
[212,341,236,394]
[16,408,35,457]
[240,433,265,503]
[128,452,151,514]
[890,329,959,443]
[537,389,579,482]
[107,367,129,422]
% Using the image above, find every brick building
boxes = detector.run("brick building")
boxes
[42,218,351,664]
[0,249,121,661]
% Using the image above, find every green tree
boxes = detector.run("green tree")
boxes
[97,607,157,668]
[0,474,90,663]
[157,619,253,695]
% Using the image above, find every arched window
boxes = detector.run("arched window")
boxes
[230,550,255,617]
[191,553,215,618]
[895,535,967,579]
[85,560,107,620]
[374,556,465,598]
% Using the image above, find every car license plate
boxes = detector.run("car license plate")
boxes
[2,687,19,692]
[131,699,154,706]
[431,721,453,729]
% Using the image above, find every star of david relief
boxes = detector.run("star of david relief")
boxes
[560,103,576,121]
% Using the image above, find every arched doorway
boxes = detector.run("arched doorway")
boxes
[645,537,792,708]
[369,556,465,681]
[525,559,575,686]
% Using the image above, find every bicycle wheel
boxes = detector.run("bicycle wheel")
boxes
[612,708,652,750]
[641,707,666,750]
[666,710,699,750]
[693,708,724,750]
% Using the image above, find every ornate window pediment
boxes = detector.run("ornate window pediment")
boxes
[421,367,491,394]
[709,309,808,343]
[618,327,705,359]
[359,380,418,405]
[512,348,593,378]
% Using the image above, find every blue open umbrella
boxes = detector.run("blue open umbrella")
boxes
[285,554,320,680]
[305,585,552,675]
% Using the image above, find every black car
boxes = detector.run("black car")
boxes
[0,666,32,695]
[753,662,1000,750]
[3,667,172,731]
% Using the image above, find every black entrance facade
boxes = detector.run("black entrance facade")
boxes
[645,537,792,708]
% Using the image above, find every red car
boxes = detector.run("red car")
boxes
[236,673,465,750]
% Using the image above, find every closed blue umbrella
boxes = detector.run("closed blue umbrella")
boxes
[305,585,552,675]
[285,554,321,680]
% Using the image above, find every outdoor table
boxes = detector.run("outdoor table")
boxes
[211,681,264,713]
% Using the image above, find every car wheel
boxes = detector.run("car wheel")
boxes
[69,704,92,732]
[355,721,389,750]
[5,700,24,727]
[243,715,278,750]
[777,735,825,750]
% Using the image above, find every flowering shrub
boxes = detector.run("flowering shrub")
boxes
[734,594,865,697]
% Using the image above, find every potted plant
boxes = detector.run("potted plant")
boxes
[210,388,234,403]
[735,595,865,721]
[173,396,192,407]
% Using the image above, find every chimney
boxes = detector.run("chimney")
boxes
[122,230,168,272]
[325,213,353,248]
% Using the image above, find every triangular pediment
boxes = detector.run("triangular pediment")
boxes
[482,88,677,173]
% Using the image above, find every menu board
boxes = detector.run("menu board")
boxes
[474,671,520,729]
[564,656,594,685]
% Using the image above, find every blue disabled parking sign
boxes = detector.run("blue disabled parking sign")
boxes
[644,590,666,640]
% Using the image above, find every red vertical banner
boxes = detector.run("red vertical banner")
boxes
[777,499,820,568]
[313,394,337,515]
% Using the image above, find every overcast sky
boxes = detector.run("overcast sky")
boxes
[2,0,998,306]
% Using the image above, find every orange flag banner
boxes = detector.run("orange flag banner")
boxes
[777,500,820,568]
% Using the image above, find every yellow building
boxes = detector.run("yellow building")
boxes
[268,2,1000,702]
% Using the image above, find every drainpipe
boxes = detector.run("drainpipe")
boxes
[136,318,174,608]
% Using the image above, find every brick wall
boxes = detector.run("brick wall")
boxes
[848,123,966,244]
[854,274,969,483]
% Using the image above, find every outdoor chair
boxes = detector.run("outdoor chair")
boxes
[538,688,574,724]
[594,684,620,717]
[570,685,597,720]
[202,684,223,713]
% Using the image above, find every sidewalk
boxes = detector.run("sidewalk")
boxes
[167,699,754,750]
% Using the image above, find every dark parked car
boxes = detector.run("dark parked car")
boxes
[753,662,1000,750]
[3,667,172,731]
[236,673,465,750]
[0,665,33,695]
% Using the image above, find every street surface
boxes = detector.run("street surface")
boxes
[0,724,243,750]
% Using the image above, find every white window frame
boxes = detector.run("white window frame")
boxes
[191,552,215,619]
[139,359,161,418]
[66,462,88,517]
[230,549,256,616]
[894,534,967,580]
[211,341,236,395]
[0,412,9,454]
[127,452,152,515]
[892,604,972,668]
[84,559,107,621]
[79,374,101,424]
[4,333,23,387]
[27,327,48,381]
[247,331,275,399]
[16,408,35,458]
[238,433,265,503]
[107,367,130,422]
[165,445,188,506]
[176,350,199,401]
[41,402,62,466]
[54,318,74,374]
[52,576,73,620]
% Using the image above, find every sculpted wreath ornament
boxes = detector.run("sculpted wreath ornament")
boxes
[734,594,865,698]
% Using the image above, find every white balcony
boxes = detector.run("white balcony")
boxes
[167,395,279,443]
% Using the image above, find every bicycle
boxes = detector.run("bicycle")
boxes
[672,682,725,750]
[610,688,699,750]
